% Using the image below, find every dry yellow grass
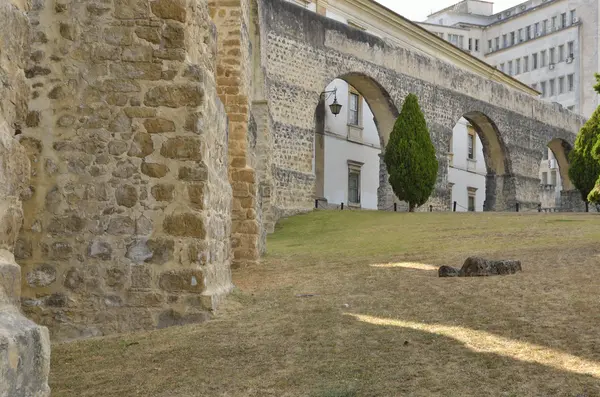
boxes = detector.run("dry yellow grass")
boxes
[50,211,600,397]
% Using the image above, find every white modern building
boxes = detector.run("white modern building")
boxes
[286,0,544,211]
[419,0,582,206]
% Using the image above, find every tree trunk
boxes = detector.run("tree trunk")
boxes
[409,203,415,212]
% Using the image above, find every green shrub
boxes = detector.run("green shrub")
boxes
[568,106,600,203]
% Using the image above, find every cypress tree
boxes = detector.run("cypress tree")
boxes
[384,93,438,212]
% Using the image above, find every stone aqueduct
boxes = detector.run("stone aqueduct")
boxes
[0,0,587,360]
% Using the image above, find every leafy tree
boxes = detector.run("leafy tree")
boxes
[568,105,600,203]
[384,93,438,212]
[588,74,600,204]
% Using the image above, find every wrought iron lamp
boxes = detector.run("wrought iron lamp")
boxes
[320,88,342,116]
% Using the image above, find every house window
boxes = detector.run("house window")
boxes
[534,22,539,36]
[558,45,565,62]
[549,79,555,96]
[347,160,363,205]
[568,74,574,91]
[550,47,555,64]
[468,38,472,51]
[543,148,548,160]
[559,76,565,94]
[503,34,507,47]
[551,170,557,186]
[552,16,557,29]
[542,171,548,184]
[510,31,515,45]
[467,188,477,212]
[540,50,547,67]
[561,13,567,27]
[524,56,529,72]
[488,39,492,51]
[526,26,531,40]
[467,127,475,160]
[475,39,479,52]
[508,60,513,75]
[533,53,538,69]
[495,37,500,49]
[518,28,523,41]
[571,9,576,23]
[516,58,521,75]
[348,91,360,126]
[542,19,548,34]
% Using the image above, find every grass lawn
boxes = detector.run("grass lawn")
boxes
[50,211,600,397]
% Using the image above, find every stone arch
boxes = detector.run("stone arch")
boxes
[547,138,574,191]
[313,72,399,209]
[460,111,513,211]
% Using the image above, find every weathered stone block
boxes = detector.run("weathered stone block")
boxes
[162,22,184,48]
[114,0,149,19]
[163,213,205,238]
[178,164,207,181]
[104,26,134,46]
[150,0,186,22]
[128,132,154,158]
[98,79,140,93]
[141,162,169,178]
[160,137,202,160]
[156,309,209,329]
[144,85,203,108]
[88,239,112,260]
[130,264,152,289]
[144,118,175,133]
[44,241,72,260]
[106,267,125,287]
[108,140,129,156]
[106,216,135,235]
[25,264,56,287]
[158,269,205,293]
[135,27,161,44]
[153,48,185,61]
[126,290,164,307]
[123,107,156,118]
[47,215,85,235]
[63,268,83,291]
[122,46,153,62]
[115,184,138,208]
[188,184,204,208]
[151,184,174,201]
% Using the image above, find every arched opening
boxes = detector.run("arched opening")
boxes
[313,73,398,210]
[448,112,511,212]
[539,138,573,210]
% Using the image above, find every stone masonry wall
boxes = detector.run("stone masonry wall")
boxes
[0,1,51,395]
[209,0,262,267]
[256,0,586,218]
[18,0,233,340]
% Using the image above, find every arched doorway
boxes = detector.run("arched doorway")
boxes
[313,73,398,210]
[447,111,511,211]
[539,138,573,210]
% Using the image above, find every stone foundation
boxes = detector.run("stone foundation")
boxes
[18,0,233,340]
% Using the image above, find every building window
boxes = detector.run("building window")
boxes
[551,170,557,186]
[526,26,531,40]
[488,39,492,51]
[467,127,475,160]
[499,63,504,72]
[568,41,574,57]
[534,22,539,36]
[503,34,507,48]
[515,58,521,75]
[543,148,548,160]
[348,91,360,126]
[549,78,555,96]
[542,171,548,185]
[559,76,565,94]
[540,50,547,67]
[533,53,538,69]
[561,13,567,27]
[541,81,546,97]
[550,47,555,64]
[524,56,529,72]
[468,38,472,51]
[571,9,576,23]
[508,60,513,75]
[568,74,574,91]
[542,19,548,34]
[558,45,565,62]
[347,160,363,205]
[510,31,515,45]
[495,37,499,49]
[518,28,523,42]
[467,188,476,212]
[552,16,557,29]
[475,39,479,52]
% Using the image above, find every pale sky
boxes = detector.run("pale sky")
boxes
[375,0,527,22]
